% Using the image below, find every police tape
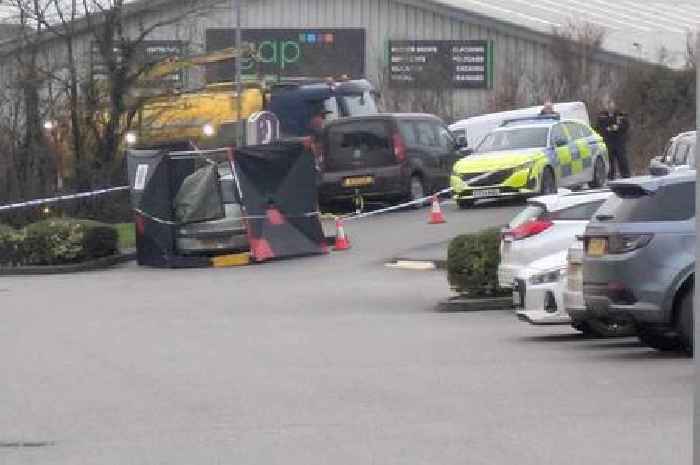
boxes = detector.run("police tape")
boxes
[341,187,454,222]
[134,208,323,226]
[0,186,131,212]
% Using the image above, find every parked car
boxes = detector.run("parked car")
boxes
[318,113,463,206]
[176,163,249,255]
[655,130,696,171]
[499,189,612,289]
[451,116,609,208]
[514,248,569,325]
[579,171,695,353]
[564,241,636,337]
[449,101,590,151]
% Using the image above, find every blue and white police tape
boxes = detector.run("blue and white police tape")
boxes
[0,186,130,212]
[342,187,453,221]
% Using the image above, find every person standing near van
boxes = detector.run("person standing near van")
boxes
[539,99,559,117]
[596,100,630,179]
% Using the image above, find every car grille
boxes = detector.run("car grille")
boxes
[467,168,514,187]
[461,172,484,181]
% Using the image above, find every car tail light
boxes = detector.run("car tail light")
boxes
[583,233,653,255]
[607,234,653,254]
[504,219,553,241]
[393,132,406,162]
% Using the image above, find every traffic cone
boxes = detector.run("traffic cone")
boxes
[333,218,351,251]
[266,206,285,225]
[428,195,446,224]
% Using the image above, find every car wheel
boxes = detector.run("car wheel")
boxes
[540,167,556,195]
[590,157,606,188]
[638,327,682,351]
[409,175,426,209]
[457,199,474,209]
[675,282,693,355]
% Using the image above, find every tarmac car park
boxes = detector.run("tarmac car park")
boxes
[450,115,609,208]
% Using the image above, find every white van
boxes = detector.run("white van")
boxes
[449,102,590,150]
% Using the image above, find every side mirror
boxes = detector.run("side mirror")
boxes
[460,147,474,156]
[554,138,568,148]
[456,135,467,148]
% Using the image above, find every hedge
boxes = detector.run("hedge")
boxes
[447,228,510,297]
[0,219,119,267]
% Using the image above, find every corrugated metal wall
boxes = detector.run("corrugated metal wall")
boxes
[148,0,552,120]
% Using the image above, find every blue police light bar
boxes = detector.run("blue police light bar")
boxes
[500,114,561,126]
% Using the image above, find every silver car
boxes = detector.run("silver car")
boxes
[176,163,249,254]
[578,171,695,353]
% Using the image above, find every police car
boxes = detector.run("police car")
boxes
[450,115,609,208]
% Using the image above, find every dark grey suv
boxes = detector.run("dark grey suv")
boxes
[577,171,695,353]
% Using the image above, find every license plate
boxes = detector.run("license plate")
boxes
[343,176,374,188]
[587,238,607,256]
[473,189,499,198]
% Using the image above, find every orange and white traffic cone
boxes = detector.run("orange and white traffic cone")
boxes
[333,218,351,251]
[428,194,446,224]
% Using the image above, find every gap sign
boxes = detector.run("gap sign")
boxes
[388,40,493,89]
[205,28,366,82]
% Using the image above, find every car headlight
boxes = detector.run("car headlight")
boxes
[125,131,137,145]
[529,268,565,285]
[512,160,535,172]
[203,123,216,137]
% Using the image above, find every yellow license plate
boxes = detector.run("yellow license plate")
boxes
[343,176,374,188]
[587,238,607,256]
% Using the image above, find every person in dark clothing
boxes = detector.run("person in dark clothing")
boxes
[539,99,560,117]
[596,100,630,179]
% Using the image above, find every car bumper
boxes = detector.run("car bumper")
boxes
[319,166,407,202]
[583,289,664,324]
[498,264,520,289]
[514,278,570,325]
[450,172,537,200]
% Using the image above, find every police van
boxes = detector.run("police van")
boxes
[449,101,590,151]
[450,114,609,208]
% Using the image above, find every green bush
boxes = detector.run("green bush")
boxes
[0,224,24,267]
[447,228,509,297]
[0,219,119,267]
[21,220,87,265]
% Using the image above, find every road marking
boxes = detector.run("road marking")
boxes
[385,260,437,271]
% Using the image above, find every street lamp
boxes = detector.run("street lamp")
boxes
[234,0,243,147]
[43,119,63,191]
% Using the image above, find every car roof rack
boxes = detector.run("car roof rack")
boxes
[500,114,561,127]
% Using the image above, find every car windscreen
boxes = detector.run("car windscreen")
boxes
[341,92,378,116]
[477,127,549,152]
[595,181,695,222]
[325,120,395,172]
[508,203,547,229]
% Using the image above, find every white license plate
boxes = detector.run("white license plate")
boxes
[473,189,499,198]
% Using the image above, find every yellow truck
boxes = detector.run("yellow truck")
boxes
[128,47,378,149]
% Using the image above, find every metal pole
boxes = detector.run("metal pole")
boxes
[694,30,699,465]
[235,0,243,146]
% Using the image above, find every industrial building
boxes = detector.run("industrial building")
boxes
[0,0,696,119]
